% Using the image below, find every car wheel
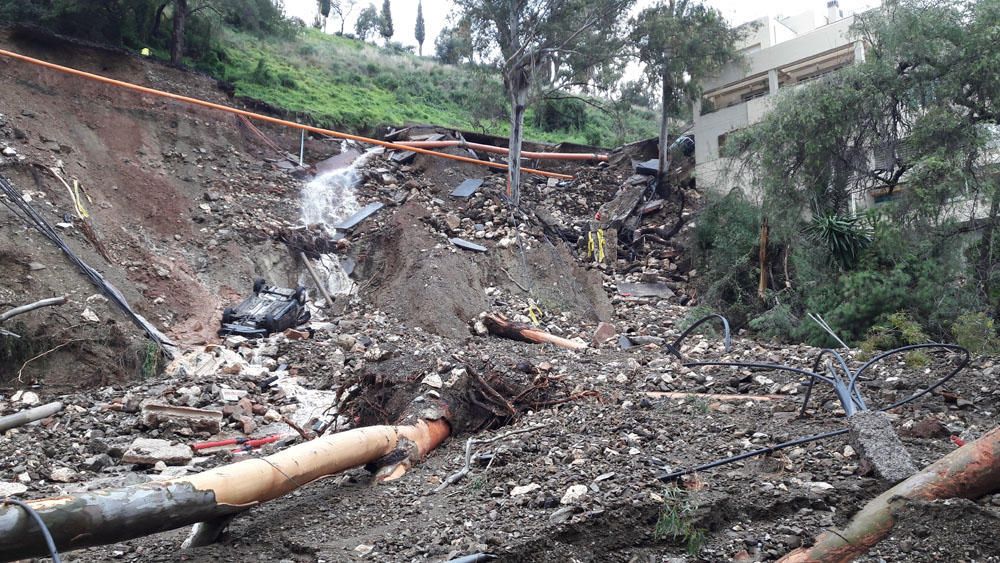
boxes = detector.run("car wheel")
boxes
[222,307,236,324]
[293,286,307,305]
[262,313,277,334]
[253,278,265,294]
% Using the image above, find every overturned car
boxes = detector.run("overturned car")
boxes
[219,279,310,338]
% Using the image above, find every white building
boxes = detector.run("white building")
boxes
[692,1,867,195]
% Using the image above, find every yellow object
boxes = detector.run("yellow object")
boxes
[596,229,606,263]
[140,48,151,57]
[587,231,595,259]
[527,302,543,326]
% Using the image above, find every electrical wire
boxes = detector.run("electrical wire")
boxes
[0,175,176,357]
[2,497,61,563]
[655,315,971,482]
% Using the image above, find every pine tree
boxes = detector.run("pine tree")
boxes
[415,1,425,56]
[378,0,393,43]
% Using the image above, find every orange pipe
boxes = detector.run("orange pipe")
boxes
[399,140,609,161]
[0,49,573,180]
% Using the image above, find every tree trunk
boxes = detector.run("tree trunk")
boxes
[0,414,450,560]
[977,190,1000,314]
[778,424,1000,563]
[151,1,169,38]
[656,70,674,196]
[483,313,587,351]
[508,78,529,208]
[758,217,769,299]
[170,0,187,65]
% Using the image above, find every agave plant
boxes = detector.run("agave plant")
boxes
[805,213,873,270]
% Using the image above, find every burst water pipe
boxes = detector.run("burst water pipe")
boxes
[0,49,573,180]
[395,140,609,161]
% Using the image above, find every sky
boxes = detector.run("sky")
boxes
[284,0,882,54]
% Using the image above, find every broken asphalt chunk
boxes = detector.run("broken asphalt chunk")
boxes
[450,178,484,198]
[122,438,193,466]
[141,404,224,435]
[616,282,675,299]
[450,237,487,252]
[334,202,384,231]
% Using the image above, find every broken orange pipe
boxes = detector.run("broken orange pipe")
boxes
[778,424,1000,563]
[0,415,450,560]
[398,140,609,161]
[0,49,573,180]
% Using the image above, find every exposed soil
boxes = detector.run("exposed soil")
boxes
[0,28,998,563]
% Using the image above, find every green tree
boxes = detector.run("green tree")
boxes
[710,0,1000,342]
[631,0,745,192]
[454,0,634,207]
[355,3,380,41]
[415,0,426,56]
[434,20,473,65]
[379,0,394,43]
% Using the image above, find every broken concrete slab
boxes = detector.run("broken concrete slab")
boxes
[141,404,223,434]
[450,238,487,252]
[122,438,193,466]
[451,178,484,198]
[617,282,675,299]
[635,159,659,176]
[334,202,384,231]
[847,410,917,485]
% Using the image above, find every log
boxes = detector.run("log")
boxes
[0,296,67,323]
[778,424,1000,563]
[0,401,63,433]
[483,314,587,351]
[300,252,334,308]
[0,409,450,560]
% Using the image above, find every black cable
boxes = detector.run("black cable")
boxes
[655,314,971,481]
[657,428,849,482]
[2,497,62,562]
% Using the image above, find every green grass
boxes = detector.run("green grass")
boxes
[207,28,657,146]
[654,487,707,556]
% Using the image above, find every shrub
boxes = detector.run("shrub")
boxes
[951,312,1000,354]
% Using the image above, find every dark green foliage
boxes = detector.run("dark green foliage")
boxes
[698,0,1000,347]
[434,23,473,65]
[378,0,393,42]
[355,3,380,41]
[414,1,425,55]
[533,98,588,133]
[805,213,872,270]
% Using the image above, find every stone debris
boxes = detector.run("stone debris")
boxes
[122,438,193,466]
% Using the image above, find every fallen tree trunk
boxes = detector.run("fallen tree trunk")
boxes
[0,296,67,323]
[778,424,1000,563]
[0,407,450,561]
[645,391,785,402]
[483,314,587,351]
[395,140,609,161]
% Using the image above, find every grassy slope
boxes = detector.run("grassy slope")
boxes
[216,28,658,146]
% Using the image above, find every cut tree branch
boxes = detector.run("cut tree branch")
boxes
[778,424,1000,563]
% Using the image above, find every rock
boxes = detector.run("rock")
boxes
[49,467,78,483]
[592,322,617,346]
[12,390,41,406]
[263,409,282,422]
[142,404,223,434]
[549,506,576,524]
[560,484,588,505]
[219,388,248,402]
[510,483,541,497]
[122,438,193,466]
[83,453,114,472]
[1,147,15,157]
[0,482,28,496]
[81,308,100,323]
[444,214,462,230]
[422,373,443,389]
[27,262,46,271]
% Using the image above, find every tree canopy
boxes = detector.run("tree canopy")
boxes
[631,0,745,189]
[700,0,1000,345]
[453,0,634,206]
